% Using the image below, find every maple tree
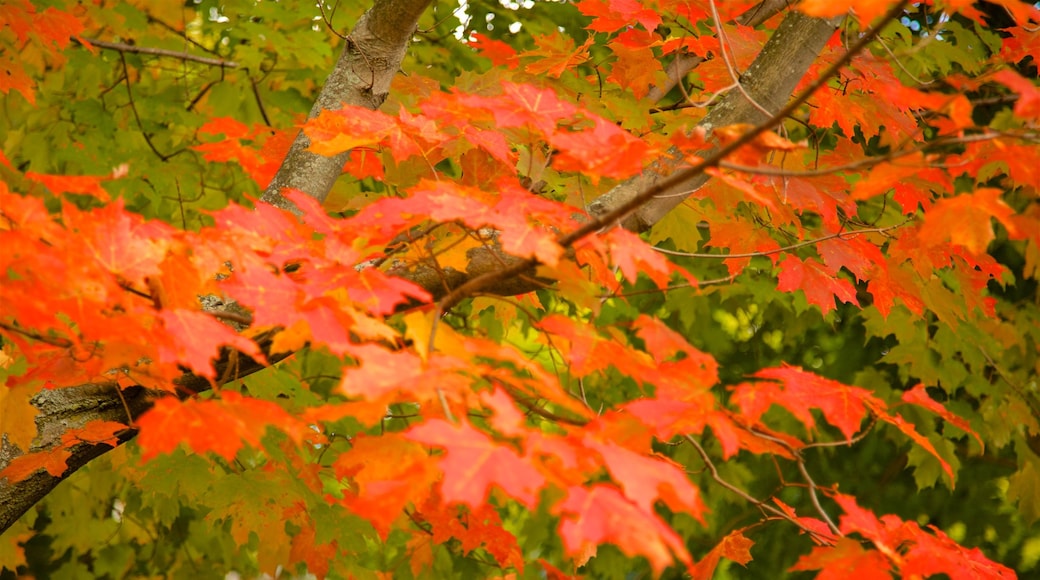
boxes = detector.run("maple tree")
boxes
[1,0,1038,576]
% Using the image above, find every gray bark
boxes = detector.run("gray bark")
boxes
[260,0,434,212]
[0,329,286,534]
[1,384,151,534]
[588,11,841,233]
[647,0,793,102]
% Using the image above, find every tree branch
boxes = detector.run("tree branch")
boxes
[0,1,904,535]
[381,7,855,306]
[259,0,434,213]
[0,328,289,534]
[0,0,433,535]
[586,10,847,233]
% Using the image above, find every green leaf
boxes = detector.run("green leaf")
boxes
[1009,449,1040,525]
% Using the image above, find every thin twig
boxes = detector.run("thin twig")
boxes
[685,434,837,544]
[603,274,739,298]
[0,322,74,348]
[209,310,254,326]
[117,52,183,161]
[112,381,136,427]
[685,435,773,507]
[719,132,1006,177]
[747,428,841,535]
[424,309,458,423]
[78,37,239,68]
[146,16,223,56]
[803,415,878,449]
[652,220,910,260]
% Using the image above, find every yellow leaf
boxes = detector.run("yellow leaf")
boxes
[0,382,40,452]
[269,320,311,354]
[403,310,465,361]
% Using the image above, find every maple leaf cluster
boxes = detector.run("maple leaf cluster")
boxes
[2,0,1040,577]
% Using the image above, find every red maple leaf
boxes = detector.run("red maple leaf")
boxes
[993,69,1040,120]
[919,188,1018,255]
[818,236,885,283]
[790,537,892,579]
[876,411,954,481]
[830,494,1016,578]
[467,33,517,68]
[0,420,126,483]
[158,309,264,379]
[405,419,545,509]
[584,438,706,521]
[550,116,651,180]
[555,485,692,574]
[0,447,73,481]
[0,55,35,104]
[604,228,672,287]
[606,40,663,99]
[416,497,525,571]
[703,217,782,276]
[62,199,173,283]
[32,6,86,49]
[864,261,926,317]
[661,35,717,59]
[287,521,339,579]
[772,499,839,545]
[342,148,385,181]
[776,255,858,314]
[576,0,662,33]
[406,179,569,266]
[458,81,579,134]
[25,172,111,201]
[733,365,880,441]
[536,314,655,378]
[902,384,983,450]
[304,105,400,157]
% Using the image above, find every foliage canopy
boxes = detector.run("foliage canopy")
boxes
[1,0,1039,577]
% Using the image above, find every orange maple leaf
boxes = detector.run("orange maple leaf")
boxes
[776,255,858,315]
[919,188,1018,255]
[691,529,755,580]
[798,0,897,25]
[136,392,314,462]
[522,33,595,78]
[333,434,438,539]
[607,40,663,99]
[157,309,264,379]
